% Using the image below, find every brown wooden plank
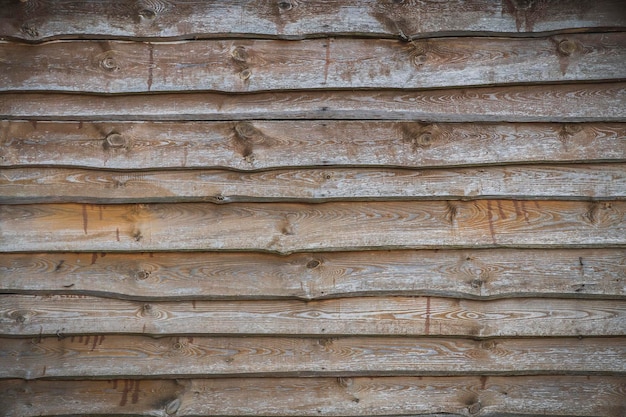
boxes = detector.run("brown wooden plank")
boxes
[1,201,624,253]
[1,376,624,417]
[2,335,624,380]
[3,121,625,171]
[2,83,626,122]
[1,249,624,301]
[2,33,625,93]
[1,249,623,301]
[2,295,625,337]
[2,164,624,204]
[2,0,625,41]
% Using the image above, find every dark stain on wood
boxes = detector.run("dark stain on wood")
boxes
[486,201,497,244]
[82,204,88,234]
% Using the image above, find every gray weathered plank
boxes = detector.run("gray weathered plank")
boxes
[2,0,626,41]
[1,201,624,253]
[2,33,625,93]
[2,335,624,380]
[3,121,624,171]
[2,295,625,337]
[1,249,624,301]
[2,164,624,204]
[1,376,624,417]
[2,83,626,122]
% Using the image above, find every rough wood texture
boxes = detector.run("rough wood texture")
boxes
[2,295,625,337]
[2,0,625,41]
[2,335,624,380]
[2,376,625,417]
[3,33,625,93]
[3,121,625,171]
[2,164,624,204]
[2,82,626,122]
[1,201,624,253]
[1,249,624,301]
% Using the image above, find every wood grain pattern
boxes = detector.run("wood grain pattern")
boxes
[2,295,625,337]
[2,376,624,417]
[1,249,624,301]
[2,82,626,122]
[3,33,625,93]
[2,0,625,41]
[1,201,624,253]
[2,164,624,204]
[2,335,624,379]
[3,121,625,171]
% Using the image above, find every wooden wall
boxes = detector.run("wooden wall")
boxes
[1,1,626,416]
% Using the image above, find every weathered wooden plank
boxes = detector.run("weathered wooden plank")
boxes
[3,335,624,380]
[2,376,624,417]
[2,0,625,41]
[2,164,624,204]
[1,249,624,301]
[3,121,625,171]
[3,33,625,93]
[2,295,625,337]
[1,201,624,253]
[2,83,626,122]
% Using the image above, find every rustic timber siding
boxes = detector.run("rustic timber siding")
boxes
[0,1,625,416]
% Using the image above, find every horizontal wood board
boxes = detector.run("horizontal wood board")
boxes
[1,249,624,301]
[2,295,625,337]
[2,82,626,121]
[2,33,626,93]
[2,164,625,204]
[2,376,625,417]
[1,201,624,253]
[2,335,624,380]
[2,0,626,41]
[3,121,625,170]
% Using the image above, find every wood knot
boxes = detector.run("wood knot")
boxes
[412,54,427,66]
[100,55,119,72]
[231,46,249,62]
[480,340,496,350]
[400,123,437,150]
[470,279,483,289]
[104,132,126,149]
[239,68,252,80]
[306,259,321,269]
[234,122,258,139]
[468,402,481,414]
[20,23,39,38]
[138,8,156,19]
[562,123,583,135]
[337,377,353,388]
[134,270,151,280]
[557,39,577,56]
[165,398,181,415]
[278,0,293,11]
[172,341,184,350]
